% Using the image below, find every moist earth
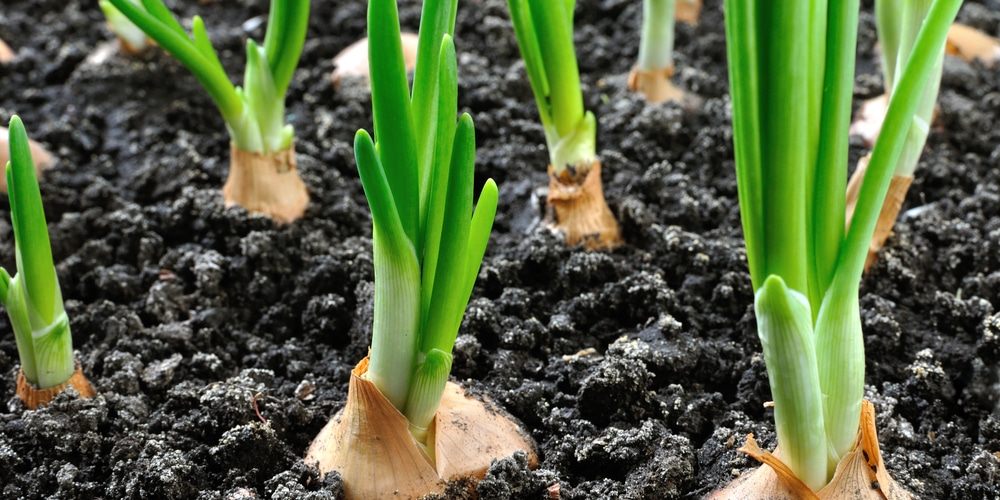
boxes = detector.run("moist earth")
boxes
[1,0,1000,498]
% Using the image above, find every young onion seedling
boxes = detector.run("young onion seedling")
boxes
[104,0,310,223]
[99,0,153,54]
[507,0,622,249]
[847,0,947,271]
[628,0,685,104]
[305,1,536,497]
[713,0,960,496]
[3,116,95,409]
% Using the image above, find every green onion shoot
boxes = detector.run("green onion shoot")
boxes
[104,0,310,223]
[3,116,95,409]
[717,0,961,494]
[305,2,537,496]
[99,0,153,54]
[629,0,685,103]
[507,0,622,249]
[846,0,947,271]
[357,0,497,440]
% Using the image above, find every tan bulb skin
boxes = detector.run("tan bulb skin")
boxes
[709,400,912,500]
[0,38,14,63]
[332,33,419,90]
[844,154,914,273]
[548,159,622,250]
[946,24,1000,67]
[223,143,309,224]
[17,362,96,410]
[305,357,538,500]
[628,65,686,104]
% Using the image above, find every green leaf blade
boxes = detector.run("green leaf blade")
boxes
[464,178,498,287]
[369,0,419,248]
[524,0,584,145]
[7,117,56,323]
[838,0,961,284]
[809,0,858,306]
[419,36,460,327]
[757,2,810,298]
[411,0,458,194]
[262,0,309,96]
[723,0,764,290]
[420,115,476,355]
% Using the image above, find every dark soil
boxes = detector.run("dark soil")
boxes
[1,0,999,498]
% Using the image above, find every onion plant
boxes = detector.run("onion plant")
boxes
[507,0,621,249]
[2,117,79,393]
[99,0,153,54]
[304,5,536,496]
[845,0,947,271]
[629,0,684,103]
[104,0,310,223]
[357,0,498,440]
[724,0,960,492]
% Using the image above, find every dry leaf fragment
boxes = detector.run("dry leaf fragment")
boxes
[946,24,1000,67]
[675,0,702,25]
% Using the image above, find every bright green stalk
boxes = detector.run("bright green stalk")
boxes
[813,281,863,469]
[358,0,499,441]
[838,0,960,292]
[105,0,309,155]
[723,0,763,289]
[809,0,858,308]
[725,0,960,488]
[3,116,75,389]
[412,0,458,237]
[507,0,596,173]
[876,0,943,177]
[355,130,421,411]
[637,0,676,72]
[369,0,420,248]
[755,276,827,492]
[757,2,810,298]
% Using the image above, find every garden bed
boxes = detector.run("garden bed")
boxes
[1,0,999,498]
